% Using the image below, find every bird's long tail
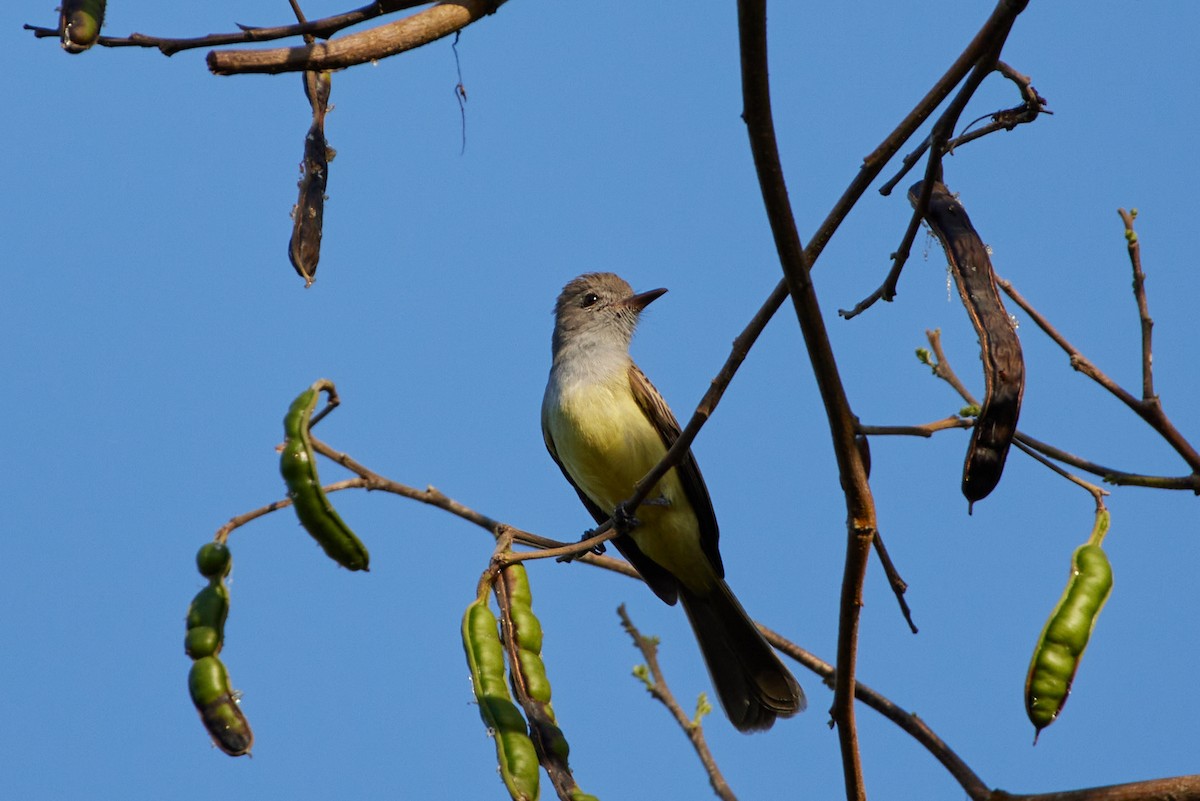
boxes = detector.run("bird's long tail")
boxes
[679,580,805,732]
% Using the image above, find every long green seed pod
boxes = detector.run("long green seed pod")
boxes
[1025,511,1113,740]
[189,657,254,756]
[280,382,369,571]
[59,0,105,53]
[463,598,540,801]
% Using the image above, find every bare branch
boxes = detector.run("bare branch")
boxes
[922,330,1200,491]
[878,60,1050,198]
[618,605,737,801]
[996,271,1200,474]
[842,7,1027,321]
[858,416,974,438]
[737,0,877,795]
[759,625,991,801]
[306,435,642,578]
[207,0,506,75]
[1117,209,1154,400]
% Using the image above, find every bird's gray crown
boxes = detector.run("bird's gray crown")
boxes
[550,272,642,360]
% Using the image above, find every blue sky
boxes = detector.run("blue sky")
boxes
[8,2,1200,799]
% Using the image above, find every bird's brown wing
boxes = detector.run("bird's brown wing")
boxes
[627,362,724,578]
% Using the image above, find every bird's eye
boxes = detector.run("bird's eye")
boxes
[581,292,600,308]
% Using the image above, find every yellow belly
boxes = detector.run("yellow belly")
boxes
[548,377,713,590]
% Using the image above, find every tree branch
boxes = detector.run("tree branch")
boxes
[737,1,876,796]
[619,605,737,801]
[996,266,1200,475]
[922,330,1200,491]
[842,4,1029,321]
[207,0,506,75]
[25,0,430,56]
[1117,209,1154,400]
[759,625,991,801]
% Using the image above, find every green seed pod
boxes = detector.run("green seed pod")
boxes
[189,656,228,707]
[196,542,233,579]
[464,602,512,700]
[1025,542,1113,739]
[185,626,222,659]
[59,0,105,53]
[462,599,540,801]
[280,384,370,571]
[498,564,594,795]
[496,731,539,801]
[516,650,552,705]
[509,606,543,655]
[188,657,254,757]
[187,583,229,634]
[504,565,553,705]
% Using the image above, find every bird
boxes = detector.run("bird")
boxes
[541,272,805,731]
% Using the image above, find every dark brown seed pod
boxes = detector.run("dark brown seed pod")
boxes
[289,71,334,287]
[910,180,1025,509]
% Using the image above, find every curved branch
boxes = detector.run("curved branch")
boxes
[737,1,876,797]
[207,0,505,75]
[760,625,991,801]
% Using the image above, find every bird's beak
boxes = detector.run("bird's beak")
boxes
[621,287,668,311]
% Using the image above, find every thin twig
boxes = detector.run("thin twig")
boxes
[306,435,641,577]
[858,416,974,438]
[924,329,980,406]
[942,61,1051,151]
[878,60,1049,197]
[922,330,1200,491]
[841,6,1028,321]
[995,273,1200,474]
[1011,432,1199,491]
[501,526,618,564]
[214,477,366,543]
[1010,439,1109,504]
[618,605,736,801]
[1117,209,1154,401]
[989,776,1200,801]
[869,532,918,634]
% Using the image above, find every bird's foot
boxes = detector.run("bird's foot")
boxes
[556,527,607,563]
[612,502,641,533]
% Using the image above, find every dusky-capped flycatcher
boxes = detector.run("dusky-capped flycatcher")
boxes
[541,272,804,732]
